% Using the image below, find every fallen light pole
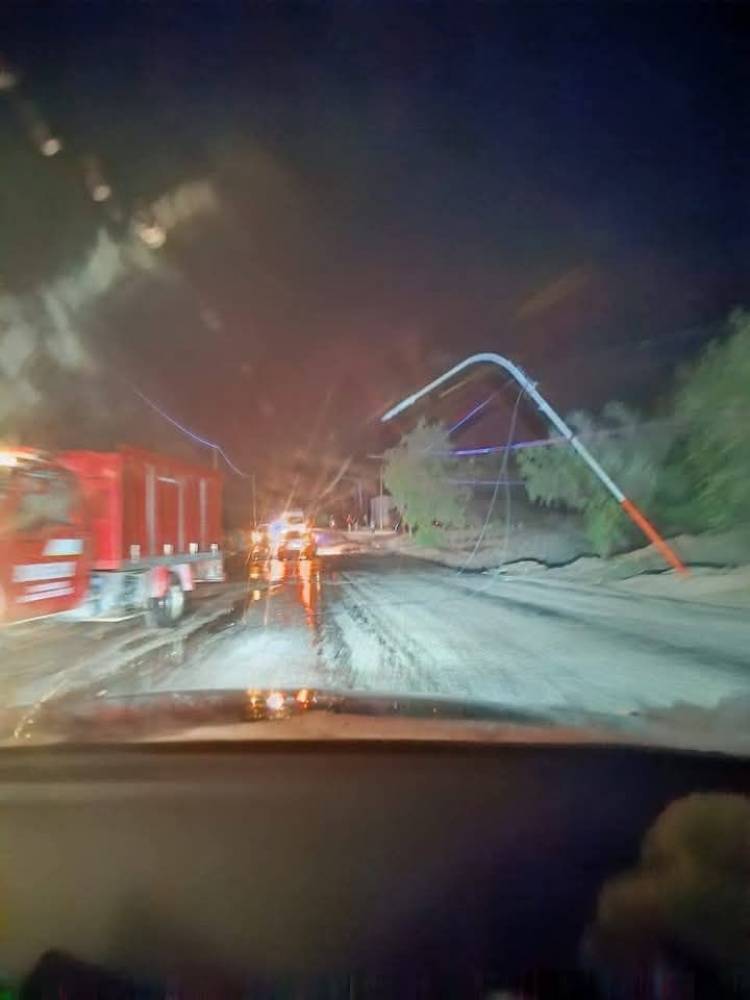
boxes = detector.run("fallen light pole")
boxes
[381,352,687,575]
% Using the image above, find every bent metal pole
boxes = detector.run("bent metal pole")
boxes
[381,352,687,575]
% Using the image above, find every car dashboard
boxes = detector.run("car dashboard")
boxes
[0,739,747,997]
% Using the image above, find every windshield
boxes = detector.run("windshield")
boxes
[0,4,748,756]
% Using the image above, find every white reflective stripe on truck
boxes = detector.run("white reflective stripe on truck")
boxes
[12,561,76,582]
[17,583,75,603]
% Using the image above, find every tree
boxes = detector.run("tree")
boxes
[671,309,750,530]
[514,308,750,553]
[383,419,470,546]
[517,403,673,556]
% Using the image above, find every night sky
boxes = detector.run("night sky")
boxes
[2,2,748,516]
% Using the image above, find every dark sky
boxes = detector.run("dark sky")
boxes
[2,1,748,514]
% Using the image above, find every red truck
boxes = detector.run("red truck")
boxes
[0,445,224,627]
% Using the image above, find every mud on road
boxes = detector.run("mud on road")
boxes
[2,552,749,754]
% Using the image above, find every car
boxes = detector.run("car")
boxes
[276,527,317,560]
[269,510,317,559]
[280,509,307,530]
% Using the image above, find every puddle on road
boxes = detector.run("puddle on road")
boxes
[53,559,328,700]
[0,556,351,741]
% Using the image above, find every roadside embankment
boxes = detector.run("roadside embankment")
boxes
[386,528,750,609]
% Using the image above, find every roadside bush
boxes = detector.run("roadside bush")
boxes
[517,403,673,557]
[383,419,470,546]
[671,309,750,530]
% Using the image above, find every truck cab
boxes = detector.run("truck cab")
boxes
[0,450,89,623]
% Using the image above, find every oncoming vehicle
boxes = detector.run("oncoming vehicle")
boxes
[271,510,317,560]
[280,509,307,532]
[276,526,317,560]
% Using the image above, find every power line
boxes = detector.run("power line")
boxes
[455,386,524,574]
[449,479,524,486]
[447,417,678,457]
[130,385,250,478]
[448,393,496,434]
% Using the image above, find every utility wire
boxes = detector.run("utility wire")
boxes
[448,417,679,457]
[455,386,524,574]
[130,385,250,478]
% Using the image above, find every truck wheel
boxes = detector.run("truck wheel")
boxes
[147,573,187,628]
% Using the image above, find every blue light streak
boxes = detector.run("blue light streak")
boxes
[131,387,250,478]
[449,479,524,486]
[448,423,670,457]
[447,437,561,456]
[447,393,495,434]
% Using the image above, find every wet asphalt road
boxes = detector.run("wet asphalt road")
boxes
[97,552,750,726]
[3,551,749,745]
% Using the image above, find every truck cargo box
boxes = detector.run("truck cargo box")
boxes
[59,447,222,571]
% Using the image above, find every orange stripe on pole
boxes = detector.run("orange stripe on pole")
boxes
[620,498,688,575]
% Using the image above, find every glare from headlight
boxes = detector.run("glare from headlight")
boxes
[266,691,285,712]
